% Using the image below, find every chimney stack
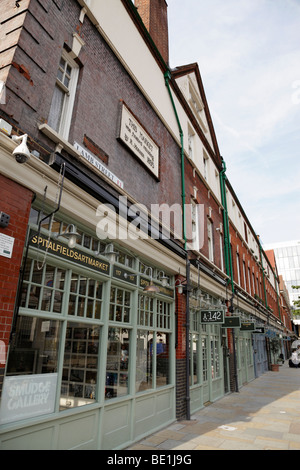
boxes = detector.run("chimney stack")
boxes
[135,0,169,65]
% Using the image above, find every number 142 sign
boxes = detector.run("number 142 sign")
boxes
[200,310,225,324]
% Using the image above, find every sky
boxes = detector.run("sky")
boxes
[167,0,300,247]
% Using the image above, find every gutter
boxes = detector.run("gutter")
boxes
[219,158,238,392]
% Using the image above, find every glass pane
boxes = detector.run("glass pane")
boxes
[6,316,61,376]
[48,84,64,132]
[156,333,170,387]
[106,328,130,399]
[60,322,100,410]
[136,330,153,392]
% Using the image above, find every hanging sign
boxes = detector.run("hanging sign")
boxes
[241,322,255,331]
[113,266,137,285]
[139,277,174,298]
[200,309,225,324]
[253,327,265,334]
[222,316,241,328]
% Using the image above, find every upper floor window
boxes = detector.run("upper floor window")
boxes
[48,51,79,140]
[207,219,214,262]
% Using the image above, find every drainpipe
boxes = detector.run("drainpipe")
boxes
[219,158,238,392]
[219,159,233,291]
[164,70,190,420]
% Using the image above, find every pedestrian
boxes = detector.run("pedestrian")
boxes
[291,348,300,368]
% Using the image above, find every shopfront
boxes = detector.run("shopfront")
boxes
[189,299,229,414]
[0,208,176,450]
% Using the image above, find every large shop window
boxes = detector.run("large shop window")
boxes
[6,316,61,376]
[3,249,174,422]
[106,328,130,399]
[134,294,171,394]
[61,322,100,409]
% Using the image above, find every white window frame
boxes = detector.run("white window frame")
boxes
[48,50,79,140]
[191,200,200,251]
[207,219,214,262]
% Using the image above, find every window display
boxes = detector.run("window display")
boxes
[106,328,130,399]
[60,322,100,409]
[6,316,61,376]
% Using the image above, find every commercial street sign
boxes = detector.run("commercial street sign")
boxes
[200,309,225,324]
[222,316,241,328]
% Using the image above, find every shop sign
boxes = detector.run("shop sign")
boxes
[118,103,160,179]
[222,316,241,328]
[0,373,58,424]
[241,322,255,331]
[113,265,137,284]
[139,277,174,298]
[29,231,110,275]
[200,309,225,324]
[0,232,14,258]
[74,141,124,189]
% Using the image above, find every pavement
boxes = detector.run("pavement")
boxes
[127,362,300,450]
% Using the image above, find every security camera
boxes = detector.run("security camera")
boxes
[12,134,31,163]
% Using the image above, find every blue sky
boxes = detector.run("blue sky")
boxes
[168,0,300,246]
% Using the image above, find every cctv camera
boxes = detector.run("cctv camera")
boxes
[12,134,31,163]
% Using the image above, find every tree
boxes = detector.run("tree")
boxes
[292,285,300,315]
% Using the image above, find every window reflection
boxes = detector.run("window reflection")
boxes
[106,328,129,399]
[60,323,100,410]
[6,316,61,376]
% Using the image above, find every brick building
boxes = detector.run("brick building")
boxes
[0,0,294,449]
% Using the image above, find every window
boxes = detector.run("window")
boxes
[191,200,200,251]
[188,126,195,161]
[6,316,61,376]
[21,259,65,314]
[236,253,241,285]
[106,328,130,399]
[207,219,214,262]
[61,322,100,409]
[203,151,209,181]
[243,260,247,289]
[48,51,79,139]
[248,267,252,295]
[109,287,131,323]
[135,294,172,393]
[219,233,224,271]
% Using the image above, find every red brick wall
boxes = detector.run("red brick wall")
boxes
[0,174,32,388]
[184,159,224,270]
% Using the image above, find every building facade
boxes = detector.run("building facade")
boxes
[0,0,294,450]
[265,240,300,332]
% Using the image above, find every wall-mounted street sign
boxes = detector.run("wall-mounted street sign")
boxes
[118,103,160,179]
[200,309,225,324]
[74,141,124,189]
[222,316,241,328]
[241,322,255,331]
